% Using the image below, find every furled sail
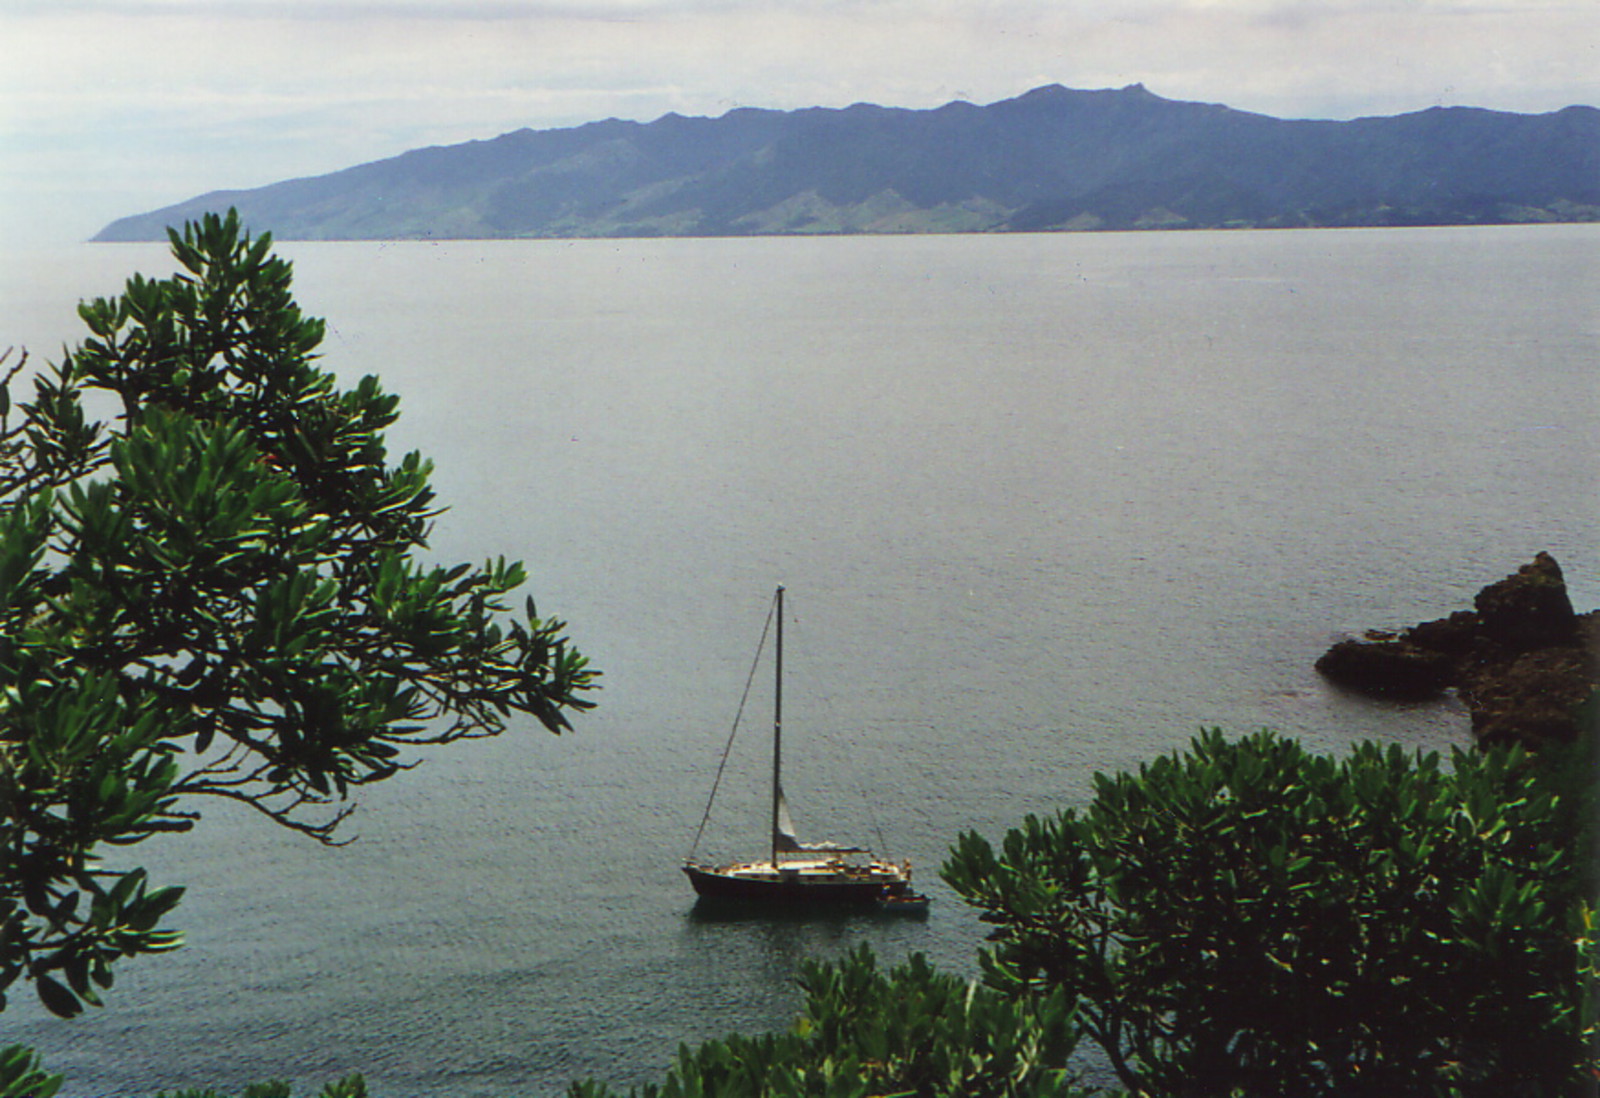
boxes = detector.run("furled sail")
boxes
[775,787,865,855]
[775,787,804,852]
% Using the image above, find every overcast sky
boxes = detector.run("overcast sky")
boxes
[3,0,1597,247]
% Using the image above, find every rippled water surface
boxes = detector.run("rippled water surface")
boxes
[2,226,1596,1095]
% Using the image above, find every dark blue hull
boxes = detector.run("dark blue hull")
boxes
[682,863,907,905]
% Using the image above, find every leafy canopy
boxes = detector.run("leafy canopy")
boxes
[568,944,1089,1098]
[943,728,1597,1097]
[0,210,597,1023]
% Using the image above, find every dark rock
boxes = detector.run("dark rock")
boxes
[1317,554,1597,750]
[1408,610,1481,658]
[1315,637,1454,699]
[1473,551,1578,652]
[1468,647,1596,748]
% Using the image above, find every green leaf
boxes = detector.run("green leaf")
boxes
[0,1044,64,1098]
[34,976,83,1019]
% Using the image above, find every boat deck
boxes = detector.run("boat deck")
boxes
[705,857,909,883]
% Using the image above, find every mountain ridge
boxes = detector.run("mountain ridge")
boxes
[94,84,1600,240]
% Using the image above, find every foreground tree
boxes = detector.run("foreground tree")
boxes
[943,728,1598,1097]
[0,211,597,1027]
[569,945,1089,1098]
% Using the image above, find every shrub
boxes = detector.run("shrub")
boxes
[943,729,1597,1097]
[568,944,1091,1098]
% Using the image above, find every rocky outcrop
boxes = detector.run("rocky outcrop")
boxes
[1316,633,1454,700]
[1474,552,1580,651]
[1316,553,1598,749]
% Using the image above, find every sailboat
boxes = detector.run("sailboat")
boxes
[682,587,926,909]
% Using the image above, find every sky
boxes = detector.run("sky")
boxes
[2,0,1597,248]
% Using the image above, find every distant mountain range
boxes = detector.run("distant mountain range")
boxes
[95,84,1600,241]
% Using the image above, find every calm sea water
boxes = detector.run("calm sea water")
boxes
[2,227,1596,1096]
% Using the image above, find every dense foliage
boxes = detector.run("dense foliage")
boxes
[569,945,1089,1098]
[152,1076,370,1098]
[0,211,596,1030]
[944,728,1597,1097]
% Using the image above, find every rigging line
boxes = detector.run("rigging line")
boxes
[685,589,779,863]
